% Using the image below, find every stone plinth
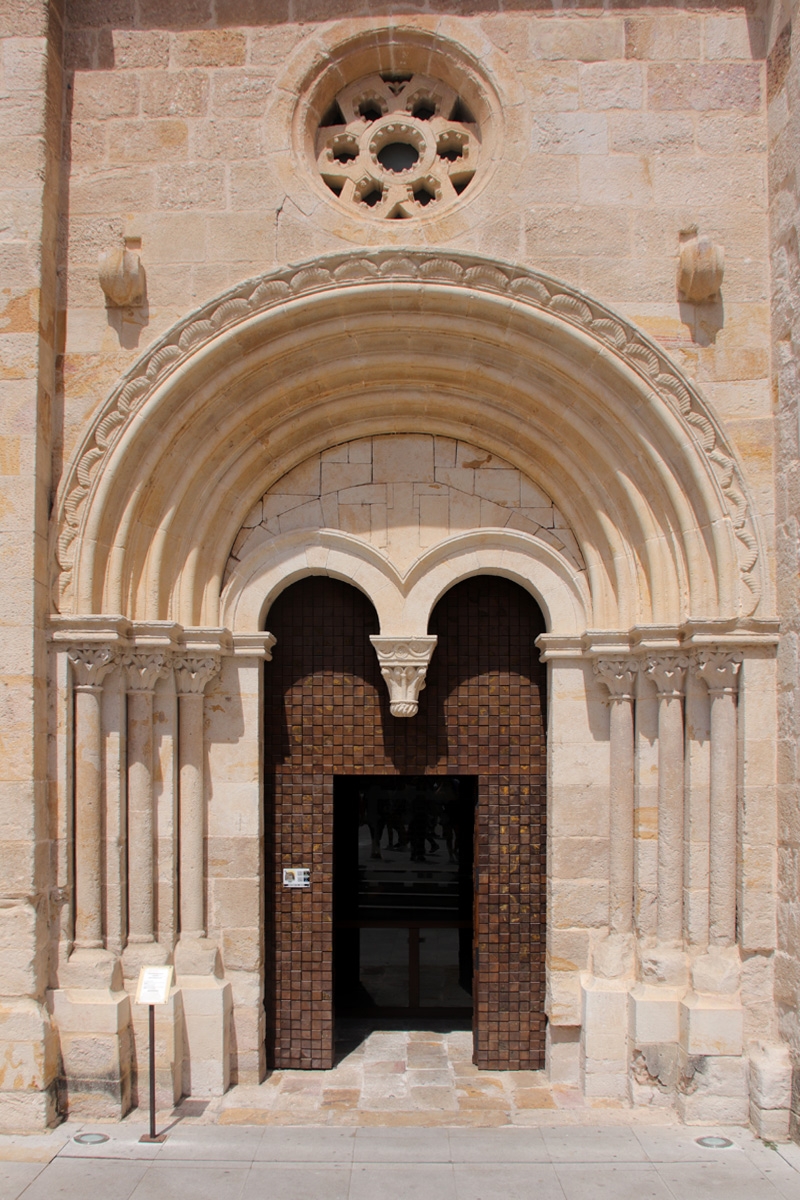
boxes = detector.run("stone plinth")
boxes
[178,977,233,1097]
[51,988,133,1120]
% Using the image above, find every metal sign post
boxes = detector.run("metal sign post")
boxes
[135,965,174,1144]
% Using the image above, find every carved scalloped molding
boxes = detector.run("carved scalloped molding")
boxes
[55,250,762,616]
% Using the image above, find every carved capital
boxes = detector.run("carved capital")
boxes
[174,655,221,695]
[122,651,168,693]
[593,658,639,702]
[369,636,437,718]
[694,649,742,696]
[645,654,690,698]
[68,645,117,689]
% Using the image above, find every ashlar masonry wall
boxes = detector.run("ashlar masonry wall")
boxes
[58,1,774,590]
[768,0,800,1137]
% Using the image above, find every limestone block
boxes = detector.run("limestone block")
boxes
[691,946,741,994]
[531,18,624,61]
[546,1025,581,1086]
[750,1103,791,1141]
[748,1040,793,1111]
[142,71,209,119]
[624,16,702,61]
[629,985,681,1046]
[579,62,643,110]
[679,1053,749,1124]
[130,993,184,1111]
[179,977,232,1097]
[545,971,582,1026]
[582,978,628,1063]
[0,999,58,1100]
[647,62,762,114]
[531,113,607,155]
[51,989,132,1119]
[0,1087,57,1134]
[582,1061,630,1101]
[680,993,743,1056]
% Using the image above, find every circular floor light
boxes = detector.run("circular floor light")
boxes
[73,1132,110,1145]
[695,1136,733,1148]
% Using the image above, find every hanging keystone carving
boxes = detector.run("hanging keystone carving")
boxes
[677,228,724,303]
[99,237,145,308]
[369,636,437,717]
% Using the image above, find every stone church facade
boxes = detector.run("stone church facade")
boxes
[2,0,800,1136]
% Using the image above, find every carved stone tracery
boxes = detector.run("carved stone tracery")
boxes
[315,73,479,219]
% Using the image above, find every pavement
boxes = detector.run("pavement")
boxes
[2,1120,800,1200]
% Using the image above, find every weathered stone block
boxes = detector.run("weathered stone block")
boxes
[680,994,743,1056]
[629,985,681,1045]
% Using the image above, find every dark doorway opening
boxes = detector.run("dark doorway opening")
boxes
[334,775,475,1020]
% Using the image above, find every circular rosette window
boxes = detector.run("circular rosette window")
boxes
[315,73,481,220]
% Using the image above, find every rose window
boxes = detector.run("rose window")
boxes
[315,73,479,219]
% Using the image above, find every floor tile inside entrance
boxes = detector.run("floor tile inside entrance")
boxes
[216,1023,581,1127]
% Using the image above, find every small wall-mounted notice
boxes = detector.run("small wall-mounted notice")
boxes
[135,965,174,1006]
[283,868,310,888]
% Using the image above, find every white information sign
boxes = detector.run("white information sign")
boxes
[135,965,174,1006]
[283,868,310,888]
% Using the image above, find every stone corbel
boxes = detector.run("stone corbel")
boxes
[99,236,145,308]
[369,636,437,717]
[677,228,724,303]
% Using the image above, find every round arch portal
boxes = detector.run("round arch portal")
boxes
[54,249,767,635]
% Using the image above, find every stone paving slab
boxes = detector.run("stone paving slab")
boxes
[1,1123,799,1200]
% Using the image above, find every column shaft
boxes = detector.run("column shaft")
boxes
[609,696,635,935]
[127,688,155,943]
[657,694,685,943]
[74,685,104,949]
[179,692,205,937]
[708,689,738,946]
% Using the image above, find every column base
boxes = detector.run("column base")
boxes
[680,992,743,1056]
[51,985,133,1120]
[121,940,170,982]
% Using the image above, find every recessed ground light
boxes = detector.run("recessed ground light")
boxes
[695,1136,733,1148]
[73,1132,110,1145]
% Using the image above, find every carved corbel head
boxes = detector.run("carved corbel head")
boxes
[677,228,724,304]
[99,237,145,308]
[369,636,438,717]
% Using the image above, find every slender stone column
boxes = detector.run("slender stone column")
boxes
[68,646,116,950]
[694,651,742,947]
[594,658,638,936]
[122,653,167,945]
[174,656,220,939]
[646,655,689,944]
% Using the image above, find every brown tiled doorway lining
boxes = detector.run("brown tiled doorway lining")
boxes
[264,575,547,1071]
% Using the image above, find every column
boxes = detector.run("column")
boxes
[594,659,638,936]
[645,655,689,944]
[68,646,116,950]
[694,651,741,947]
[122,653,167,947]
[174,655,220,940]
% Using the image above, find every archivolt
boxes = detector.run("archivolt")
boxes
[53,249,766,631]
